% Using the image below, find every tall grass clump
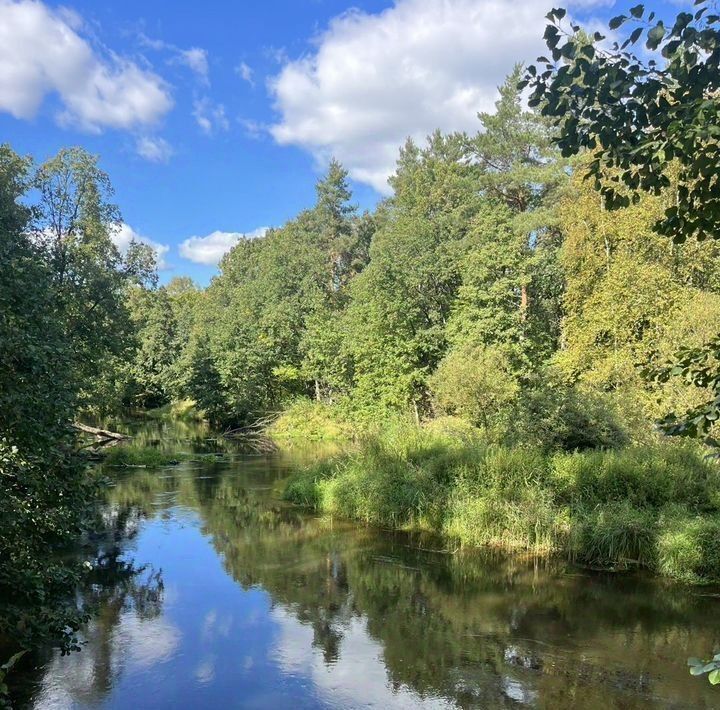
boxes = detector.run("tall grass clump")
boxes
[284,423,720,582]
[568,502,658,568]
[443,447,566,551]
[656,508,720,584]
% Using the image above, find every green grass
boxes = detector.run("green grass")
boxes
[283,422,720,583]
[102,445,180,468]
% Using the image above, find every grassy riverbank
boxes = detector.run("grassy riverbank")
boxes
[284,420,720,584]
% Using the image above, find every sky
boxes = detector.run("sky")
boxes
[0,0,685,284]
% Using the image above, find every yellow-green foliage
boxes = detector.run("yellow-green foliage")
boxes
[284,423,720,582]
[557,163,720,428]
[267,399,356,442]
[429,344,520,429]
[144,399,202,421]
[656,509,720,584]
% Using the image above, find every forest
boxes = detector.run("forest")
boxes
[1,0,720,693]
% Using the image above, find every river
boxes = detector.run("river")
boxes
[10,418,720,709]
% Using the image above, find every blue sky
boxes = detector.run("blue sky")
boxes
[0,0,683,284]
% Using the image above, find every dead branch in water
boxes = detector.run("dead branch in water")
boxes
[73,422,130,441]
[222,413,280,453]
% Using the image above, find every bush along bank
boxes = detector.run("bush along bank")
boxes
[283,422,720,584]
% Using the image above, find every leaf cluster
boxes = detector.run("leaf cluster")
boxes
[524,2,720,243]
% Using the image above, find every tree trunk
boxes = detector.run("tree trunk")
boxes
[520,284,529,321]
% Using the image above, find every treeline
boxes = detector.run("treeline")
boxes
[3,73,716,536]
[125,70,719,448]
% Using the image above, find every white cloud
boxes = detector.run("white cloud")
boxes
[112,222,170,269]
[240,118,264,140]
[193,97,229,135]
[0,0,173,132]
[271,606,454,709]
[176,47,209,83]
[136,135,173,163]
[32,610,180,708]
[139,33,210,85]
[236,61,255,87]
[270,0,612,194]
[179,227,268,266]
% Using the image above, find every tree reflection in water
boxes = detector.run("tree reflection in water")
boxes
[10,423,720,709]
[7,501,167,709]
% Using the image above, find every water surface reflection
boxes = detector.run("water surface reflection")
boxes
[13,423,720,709]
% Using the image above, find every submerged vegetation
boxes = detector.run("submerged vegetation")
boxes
[102,445,181,468]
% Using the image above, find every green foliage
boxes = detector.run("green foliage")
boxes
[429,343,520,430]
[514,370,628,451]
[526,3,720,443]
[118,279,200,410]
[688,655,720,686]
[657,509,720,584]
[341,76,567,419]
[143,399,202,421]
[122,287,177,408]
[569,502,657,568]
[649,334,720,440]
[0,143,161,665]
[167,68,719,458]
[0,147,74,451]
[187,162,372,425]
[526,2,720,243]
[0,439,97,653]
[0,146,96,657]
[556,162,720,436]
[342,132,481,416]
[32,147,157,410]
[472,64,567,242]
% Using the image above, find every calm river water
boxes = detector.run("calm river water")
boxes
[11,419,720,709]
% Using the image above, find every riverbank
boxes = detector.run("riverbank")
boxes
[283,419,720,584]
[10,415,720,708]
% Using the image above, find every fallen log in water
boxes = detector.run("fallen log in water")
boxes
[73,422,131,441]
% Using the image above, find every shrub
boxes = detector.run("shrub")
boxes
[429,344,520,431]
[268,399,356,442]
[513,370,628,451]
